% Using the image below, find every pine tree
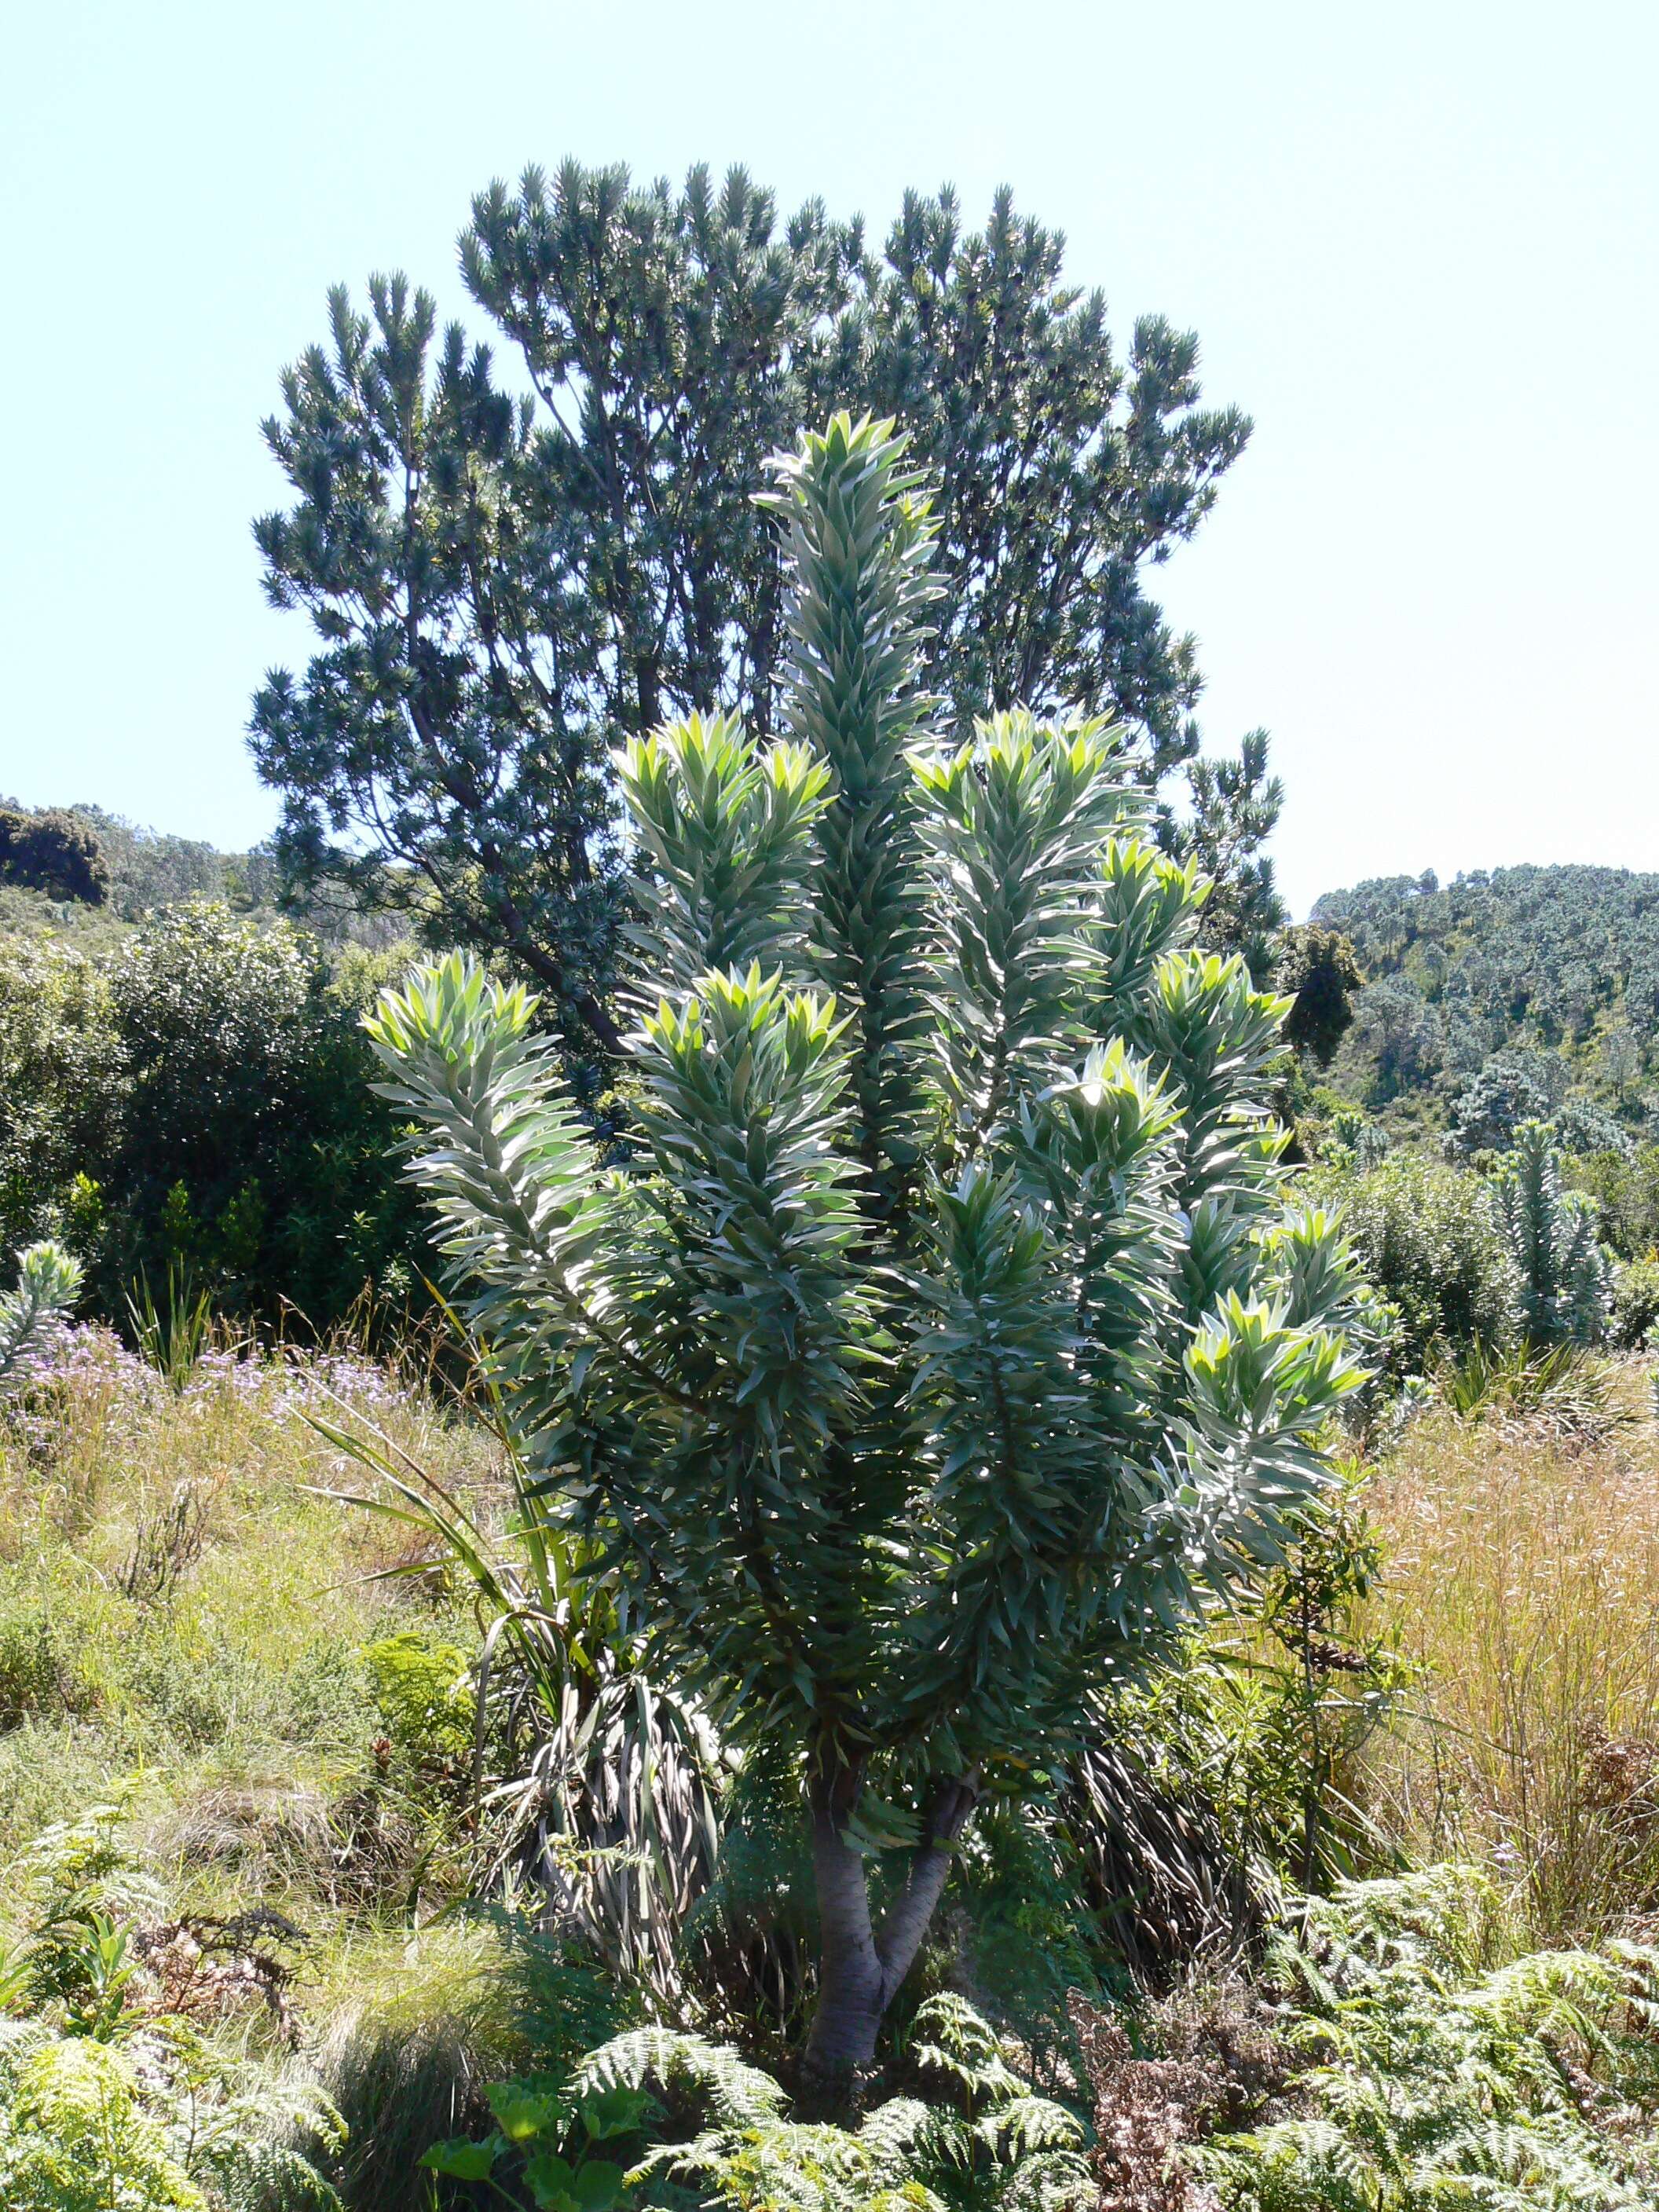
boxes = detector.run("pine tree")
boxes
[253,163,1276,1068]
[364,416,1361,2089]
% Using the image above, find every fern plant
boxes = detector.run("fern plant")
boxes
[0,2018,346,2212]
[425,1993,1091,2212]
[0,1240,81,1392]
[365,413,1365,2085]
[1193,1865,1659,2211]
[0,1793,345,2212]
[1492,1121,1613,1346]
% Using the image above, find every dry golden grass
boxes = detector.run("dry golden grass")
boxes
[1364,1378,1659,1941]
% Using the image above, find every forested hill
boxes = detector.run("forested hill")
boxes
[1311,863,1659,1136]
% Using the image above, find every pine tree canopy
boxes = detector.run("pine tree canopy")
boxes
[365,415,1362,2081]
[253,162,1279,1070]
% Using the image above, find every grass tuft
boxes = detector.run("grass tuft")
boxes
[1365,1373,1659,1939]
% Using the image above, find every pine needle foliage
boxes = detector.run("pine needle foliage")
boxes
[364,413,1365,2076]
[253,165,1276,1057]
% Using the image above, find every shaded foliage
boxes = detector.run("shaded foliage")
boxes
[0,809,108,908]
[1275,925,1360,1067]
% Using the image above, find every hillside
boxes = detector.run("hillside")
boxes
[0,802,405,952]
[1312,863,1659,1141]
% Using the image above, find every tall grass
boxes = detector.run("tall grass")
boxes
[0,1319,553,2206]
[0,1317,506,1888]
[1365,1377,1659,1939]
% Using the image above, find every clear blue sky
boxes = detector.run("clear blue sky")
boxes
[3,0,1654,916]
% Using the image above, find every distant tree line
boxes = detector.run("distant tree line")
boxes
[1311,864,1659,1137]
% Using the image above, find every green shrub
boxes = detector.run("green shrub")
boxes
[1613,1255,1659,1350]
[0,906,430,1333]
[1302,1152,1518,1369]
[0,941,119,1259]
[100,905,428,1327]
[1563,1141,1659,1261]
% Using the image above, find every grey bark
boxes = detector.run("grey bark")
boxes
[802,1760,980,2093]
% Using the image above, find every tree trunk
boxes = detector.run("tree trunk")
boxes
[801,1756,979,2102]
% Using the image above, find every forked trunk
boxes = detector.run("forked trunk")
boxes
[801,1753,979,2101]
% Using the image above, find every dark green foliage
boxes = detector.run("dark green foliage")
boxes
[0,1604,93,1731]
[1345,973,1441,1102]
[0,808,108,906]
[1275,925,1361,1065]
[1302,1153,1518,1370]
[101,903,424,1321]
[1315,864,1659,1053]
[683,1741,818,2049]
[0,904,430,1331]
[1445,1044,1563,1155]
[251,160,1277,1060]
[0,946,119,1256]
[950,1797,1108,2083]
[1315,865,1659,1146]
